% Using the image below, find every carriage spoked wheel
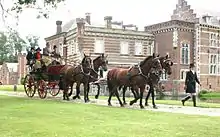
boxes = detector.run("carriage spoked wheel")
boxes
[37,80,47,99]
[24,74,36,97]
[49,83,60,96]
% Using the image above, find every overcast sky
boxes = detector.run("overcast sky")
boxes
[0,0,219,48]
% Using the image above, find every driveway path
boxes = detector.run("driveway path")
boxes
[1,91,220,117]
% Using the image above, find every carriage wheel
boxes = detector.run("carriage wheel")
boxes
[49,83,60,96]
[24,74,36,97]
[37,80,47,99]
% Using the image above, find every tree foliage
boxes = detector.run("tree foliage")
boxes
[0,31,27,63]
[26,34,39,49]
[0,0,65,22]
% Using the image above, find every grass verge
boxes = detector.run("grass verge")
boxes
[0,95,220,137]
[0,85,24,91]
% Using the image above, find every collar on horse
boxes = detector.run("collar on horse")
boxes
[128,62,161,81]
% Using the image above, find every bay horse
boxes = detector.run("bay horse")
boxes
[68,53,108,100]
[120,54,173,108]
[107,53,163,109]
[144,54,173,107]
[60,53,92,102]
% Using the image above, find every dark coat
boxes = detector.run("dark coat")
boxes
[185,70,200,93]
[26,51,35,60]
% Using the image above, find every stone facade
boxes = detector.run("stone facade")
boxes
[45,13,155,74]
[0,53,27,85]
[145,0,220,92]
[0,63,18,85]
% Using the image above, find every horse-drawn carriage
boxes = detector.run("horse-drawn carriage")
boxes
[23,63,65,99]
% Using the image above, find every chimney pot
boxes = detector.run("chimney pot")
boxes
[104,16,112,29]
[85,13,91,25]
[56,20,62,34]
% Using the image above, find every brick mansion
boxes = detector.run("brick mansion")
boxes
[1,0,219,92]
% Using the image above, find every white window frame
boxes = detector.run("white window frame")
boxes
[59,43,63,56]
[209,54,218,75]
[134,41,143,55]
[160,72,167,81]
[209,33,217,47]
[146,42,154,56]
[180,43,190,64]
[180,69,188,81]
[94,38,105,53]
[120,41,129,55]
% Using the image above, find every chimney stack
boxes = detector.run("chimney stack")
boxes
[85,13,91,25]
[56,20,62,34]
[104,16,112,29]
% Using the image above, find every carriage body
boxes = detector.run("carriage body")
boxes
[24,65,65,99]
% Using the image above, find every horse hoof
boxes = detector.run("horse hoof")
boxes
[129,101,134,106]
[95,95,98,99]
[108,103,112,106]
[72,96,77,100]
[145,103,149,106]
[120,104,124,107]
[77,96,81,99]
[123,102,127,105]
[140,106,145,109]
[153,106,158,109]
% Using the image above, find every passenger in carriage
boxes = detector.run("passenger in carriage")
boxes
[33,47,42,72]
[51,45,62,64]
[51,45,61,58]
[42,42,52,66]
[26,47,35,66]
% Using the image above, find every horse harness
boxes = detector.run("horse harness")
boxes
[127,60,162,82]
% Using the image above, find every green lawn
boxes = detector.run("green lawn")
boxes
[0,85,24,91]
[0,95,220,137]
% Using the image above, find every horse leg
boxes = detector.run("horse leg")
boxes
[150,84,158,109]
[83,82,89,103]
[114,87,124,107]
[107,80,114,106]
[73,83,80,100]
[139,86,145,109]
[145,91,151,106]
[86,83,90,102]
[122,86,127,105]
[129,86,139,106]
[68,82,73,97]
[64,83,70,101]
[95,83,100,99]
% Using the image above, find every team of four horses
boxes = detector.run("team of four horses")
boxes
[55,52,173,109]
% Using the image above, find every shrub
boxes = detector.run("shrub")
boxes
[20,77,25,85]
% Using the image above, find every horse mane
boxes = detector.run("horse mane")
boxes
[140,55,153,67]
[93,56,101,62]
[81,56,86,64]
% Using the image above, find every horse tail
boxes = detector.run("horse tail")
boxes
[107,71,113,91]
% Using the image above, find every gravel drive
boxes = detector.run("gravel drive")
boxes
[1,91,220,117]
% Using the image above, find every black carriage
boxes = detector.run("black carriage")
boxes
[23,65,65,99]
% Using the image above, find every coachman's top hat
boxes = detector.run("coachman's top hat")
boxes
[189,63,195,68]
[31,47,35,50]
[36,47,41,51]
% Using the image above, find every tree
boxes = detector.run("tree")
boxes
[8,30,26,53]
[0,31,26,63]
[0,32,11,63]
[26,34,39,49]
[0,0,65,22]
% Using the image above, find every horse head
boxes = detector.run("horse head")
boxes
[140,54,163,76]
[94,53,108,71]
[82,52,92,69]
[159,54,173,75]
